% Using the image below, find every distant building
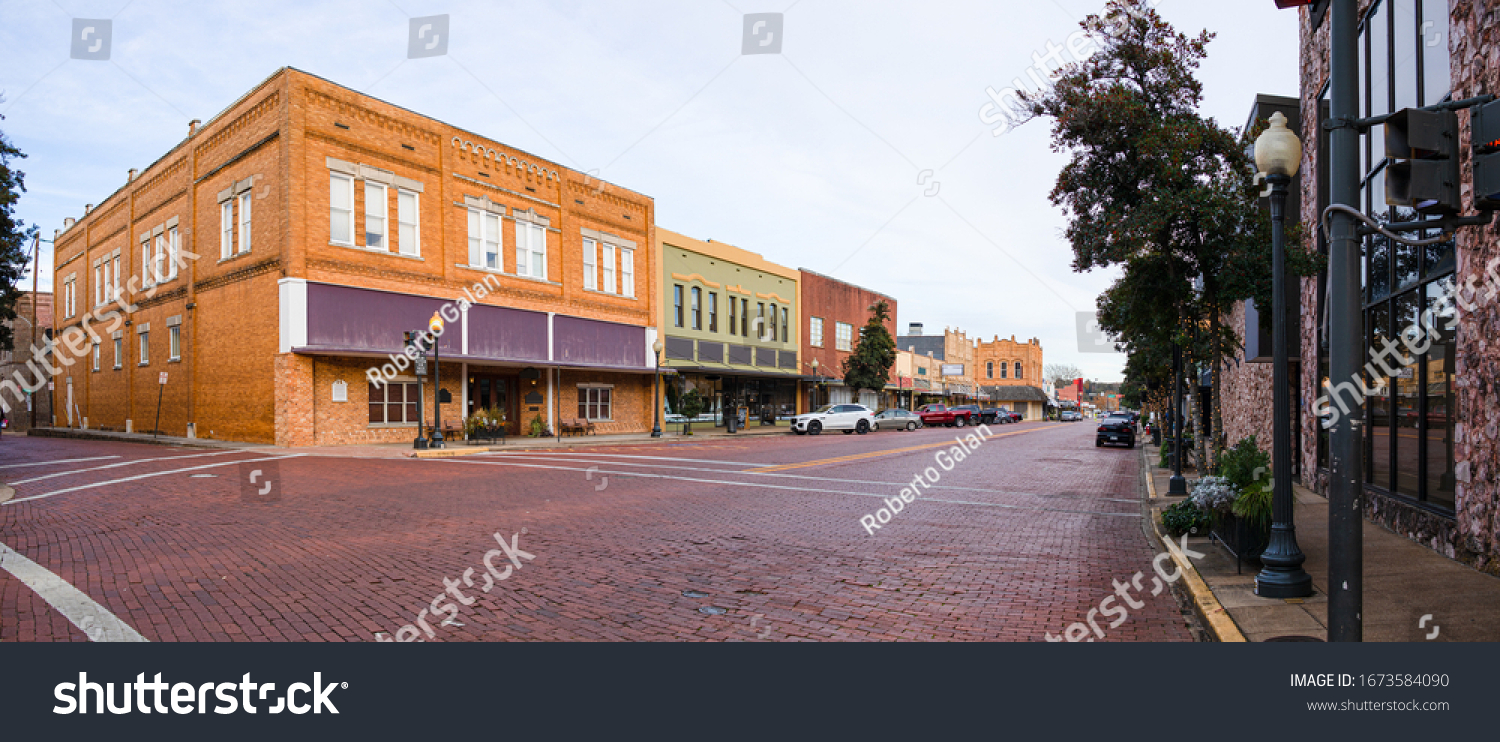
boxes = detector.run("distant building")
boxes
[0,291,54,431]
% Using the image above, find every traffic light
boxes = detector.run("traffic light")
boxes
[1473,98,1500,212]
[1385,108,1461,215]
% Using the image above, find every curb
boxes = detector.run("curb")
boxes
[1141,445,1246,643]
[0,485,12,504]
[410,447,492,459]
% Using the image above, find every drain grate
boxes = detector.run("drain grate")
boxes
[682,590,710,598]
[190,474,217,478]
[1265,635,1323,642]
[698,606,727,615]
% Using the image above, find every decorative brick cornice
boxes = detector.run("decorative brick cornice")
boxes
[194,256,282,293]
[306,88,440,145]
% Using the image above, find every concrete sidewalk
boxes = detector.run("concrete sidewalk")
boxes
[27,423,794,459]
[1142,440,1500,642]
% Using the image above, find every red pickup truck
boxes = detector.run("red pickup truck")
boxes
[916,403,978,428]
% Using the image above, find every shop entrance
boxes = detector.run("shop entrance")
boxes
[467,373,516,434]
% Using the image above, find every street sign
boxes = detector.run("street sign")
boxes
[940,363,964,376]
[158,372,168,385]
[414,356,428,376]
[47,382,54,391]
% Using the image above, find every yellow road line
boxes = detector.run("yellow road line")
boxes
[748,426,1041,473]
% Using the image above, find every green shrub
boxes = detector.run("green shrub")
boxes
[1220,436,1273,533]
[1161,500,1210,538]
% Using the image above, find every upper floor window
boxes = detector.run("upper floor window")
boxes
[986,362,993,379]
[728,297,738,335]
[582,238,598,291]
[621,248,635,298]
[769,304,778,342]
[169,325,182,361]
[468,209,502,270]
[238,192,253,254]
[1000,363,1008,379]
[673,284,684,327]
[781,307,788,343]
[602,243,617,294]
[691,287,702,330]
[835,322,853,352]
[365,182,387,250]
[809,317,823,347]
[757,303,766,341]
[1015,362,1023,379]
[397,189,419,256]
[516,221,546,279]
[708,292,718,332]
[330,173,355,246]
[221,200,234,258]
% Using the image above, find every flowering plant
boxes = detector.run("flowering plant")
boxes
[1189,476,1238,516]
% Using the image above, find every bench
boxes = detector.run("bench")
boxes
[560,418,596,436]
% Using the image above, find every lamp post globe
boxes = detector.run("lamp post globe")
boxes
[1254,110,1312,599]
[651,339,664,438]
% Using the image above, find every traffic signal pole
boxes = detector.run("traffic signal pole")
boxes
[1327,0,1363,642]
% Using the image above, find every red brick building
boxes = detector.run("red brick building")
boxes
[51,68,660,446]
[797,269,897,411]
[0,291,54,431]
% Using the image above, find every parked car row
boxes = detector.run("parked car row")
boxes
[1096,411,1137,448]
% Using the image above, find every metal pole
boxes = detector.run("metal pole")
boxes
[153,382,163,439]
[432,337,443,448]
[30,232,39,431]
[650,350,662,437]
[1168,341,1187,495]
[1327,0,1363,641]
[1257,173,1313,598]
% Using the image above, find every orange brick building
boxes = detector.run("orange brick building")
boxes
[973,335,1043,387]
[51,68,660,445]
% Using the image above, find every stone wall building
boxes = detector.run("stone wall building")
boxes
[1264,0,1500,570]
[51,68,661,446]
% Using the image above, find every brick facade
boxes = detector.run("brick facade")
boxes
[53,68,660,446]
[0,291,54,431]
[973,334,1043,387]
[797,268,896,410]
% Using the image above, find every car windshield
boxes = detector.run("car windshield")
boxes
[812,405,835,414]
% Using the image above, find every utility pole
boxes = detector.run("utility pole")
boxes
[1327,0,1363,641]
[30,232,40,431]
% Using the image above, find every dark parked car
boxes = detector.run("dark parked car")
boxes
[996,408,1023,423]
[1097,416,1136,448]
[953,404,987,424]
[981,408,1014,424]
[872,408,923,431]
[1060,411,1082,422]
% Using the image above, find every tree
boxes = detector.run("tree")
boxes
[678,388,705,435]
[1044,363,1083,387]
[1024,0,1320,465]
[0,106,36,354]
[842,300,896,396]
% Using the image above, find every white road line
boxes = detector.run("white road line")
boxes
[483,451,768,467]
[443,458,1140,517]
[478,453,1139,503]
[3,454,306,504]
[0,541,148,642]
[8,450,243,485]
[0,455,122,469]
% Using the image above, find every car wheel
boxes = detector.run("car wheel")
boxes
[906,421,916,431]
[1128,440,1135,449]
[856,420,870,435]
[809,421,822,436]
[843,429,853,435]
[955,416,966,428]
[794,429,806,436]
[1095,439,1103,447]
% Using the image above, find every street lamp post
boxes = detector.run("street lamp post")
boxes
[1254,111,1313,599]
[810,358,820,410]
[429,312,444,448]
[651,339,664,437]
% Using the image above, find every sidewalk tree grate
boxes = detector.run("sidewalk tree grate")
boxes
[698,606,727,615]
[682,590,710,598]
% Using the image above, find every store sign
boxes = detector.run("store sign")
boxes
[940,364,964,376]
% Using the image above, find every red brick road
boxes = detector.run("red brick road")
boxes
[0,422,1192,641]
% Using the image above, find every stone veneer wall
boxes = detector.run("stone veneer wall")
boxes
[1296,1,1500,572]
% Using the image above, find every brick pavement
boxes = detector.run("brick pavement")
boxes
[0,423,1193,641]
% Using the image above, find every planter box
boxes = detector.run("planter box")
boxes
[1212,512,1268,572]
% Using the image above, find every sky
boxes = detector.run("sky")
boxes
[0,0,1301,382]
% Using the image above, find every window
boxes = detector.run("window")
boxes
[397,189,419,256]
[330,173,354,245]
[781,307,788,343]
[63,276,75,318]
[757,303,766,340]
[835,322,853,352]
[365,182,387,249]
[809,317,823,347]
[221,200,234,258]
[516,221,546,279]
[139,331,149,365]
[1000,362,1008,379]
[468,209,502,270]
[94,264,103,306]
[691,287,702,330]
[169,326,181,361]
[578,386,612,421]
[92,342,99,372]
[602,243,617,294]
[621,248,635,298]
[1015,362,1023,379]
[152,233,166,284]
[167,228,179,280]
[112,254,121,301]
[673,285,684,327]
[1354,0,1455,512]
[740,299,748,337]
[368,382,420,425]
[708,292,718,332]
[986,362,994,379]
[238,192,252,255]
[113,337,121,369]
[769,304,777,342]
[582,238,597,291]
[141,240,153,286]
[728,297,738,335]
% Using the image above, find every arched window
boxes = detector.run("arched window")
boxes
[1015,362,1023,379]
[986,362,993,379]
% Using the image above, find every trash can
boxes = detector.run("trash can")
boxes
[726,410,737,434]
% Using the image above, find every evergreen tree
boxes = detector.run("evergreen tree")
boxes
[842,300,896,396]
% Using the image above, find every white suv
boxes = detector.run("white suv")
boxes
[791,404,876,436]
